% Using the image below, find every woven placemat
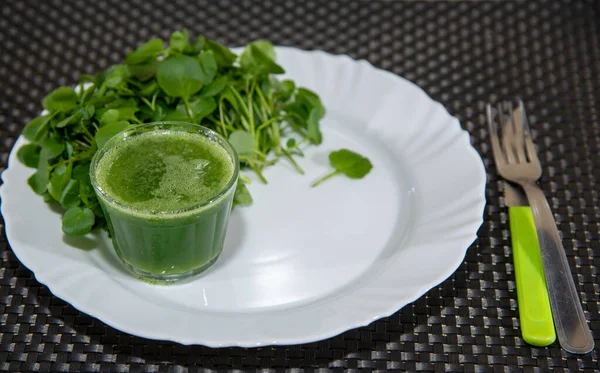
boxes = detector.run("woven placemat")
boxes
[1,0,599,371]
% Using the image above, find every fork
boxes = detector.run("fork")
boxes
[486,100,594,354]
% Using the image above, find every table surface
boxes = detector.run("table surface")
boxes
[1,0,599,371]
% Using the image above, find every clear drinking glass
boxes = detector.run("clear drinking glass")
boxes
[90,122,239,283]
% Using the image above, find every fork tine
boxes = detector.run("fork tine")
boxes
[486,104,505,165]
[518,100,540,165]
[506,101,527,163]
[498,103,516,163]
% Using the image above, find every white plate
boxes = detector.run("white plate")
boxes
[0,47,486,347]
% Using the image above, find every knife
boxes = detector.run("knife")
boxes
[505,182,556,346]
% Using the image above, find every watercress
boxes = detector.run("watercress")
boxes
[19,30,328,236]
[311,149,373,187]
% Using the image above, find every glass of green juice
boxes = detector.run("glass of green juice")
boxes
[90,121,239,283]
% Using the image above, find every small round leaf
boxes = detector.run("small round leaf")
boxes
[62,207,95,236]
[156,56,204,98]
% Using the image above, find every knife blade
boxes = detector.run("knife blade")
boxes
[504,182,556,346]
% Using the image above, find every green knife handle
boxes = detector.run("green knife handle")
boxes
[509,206,556,346]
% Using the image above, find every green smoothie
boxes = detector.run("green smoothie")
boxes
[91,122,238,283]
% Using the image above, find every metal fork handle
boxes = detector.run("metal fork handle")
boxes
[520,181,595,354]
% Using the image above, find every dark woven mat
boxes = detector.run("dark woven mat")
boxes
[1,0,599,371]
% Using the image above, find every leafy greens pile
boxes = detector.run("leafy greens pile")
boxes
[18,30,327,236]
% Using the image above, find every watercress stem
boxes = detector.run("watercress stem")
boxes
[248,80,255,135]
[253,148,268,158]
[282,147,305,175]
[255,116,282,133]
[286,137,309,152]
[151,92,157,111]
[140,97,154,111]
[255,86,273,113]
[249,161,268,184]
[311,171,339,187]
[79,121,95,140]
[75,139,91,148]
[229,88,252,127]
[183,97,194,120]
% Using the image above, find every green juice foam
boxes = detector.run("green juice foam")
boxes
[95,130,234,215]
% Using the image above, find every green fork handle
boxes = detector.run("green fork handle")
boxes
[509,206,556,346]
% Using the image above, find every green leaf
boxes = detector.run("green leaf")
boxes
[248,40,276,60]
[104,65,129,88]
[198,75,228,97]
[233,178,253,207]
[283,87,325,143]
[169,29,189,52]
[48,162,73,202]
[164,98,216,122]
[99,107,138,125]
[274,79,295,102]
[80,105,95,120]
[125,38,164,65]
[259,76,271,97]
[17,144,41,168]
[28,173,46,195]
[329,149,373,178]
[116,107,138,121]
[65,142,74,157]
[197,51,217,84]
[86,95,115,108]
[27,158,50,195]
[285,137,303,156]
[104,98,138,109]
[229,130,255,156]
[99,109,119,125]
[204,39,236,67]
[152,101,169,121]
[62,206,95,236]
[55,112,81,128]
[79,84,97,103]
[42,192,54,203]
[79,179,96,206]
[72,163,91,182]
[137,105,153,121]
[163,105,189,121]
[79,74,97,84]
[94,121,129,149]
[239,44,256,69]
[127,59,161,81]
[42,87,78,113]
[221,88,240,112]
[41,137,65,159]
[189,97,217,121]
[311,149,373,187]
[139,80,158,96]
[22,116,48,143]
[163,95,177,106]
[90,204,105,219]
[157,55,205,97]
[60,179,81,208]
[192,35,206,53]
[240,41,284,75]
[296,88,324,110]
[95,66,109,87]
[307,107,324,145]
